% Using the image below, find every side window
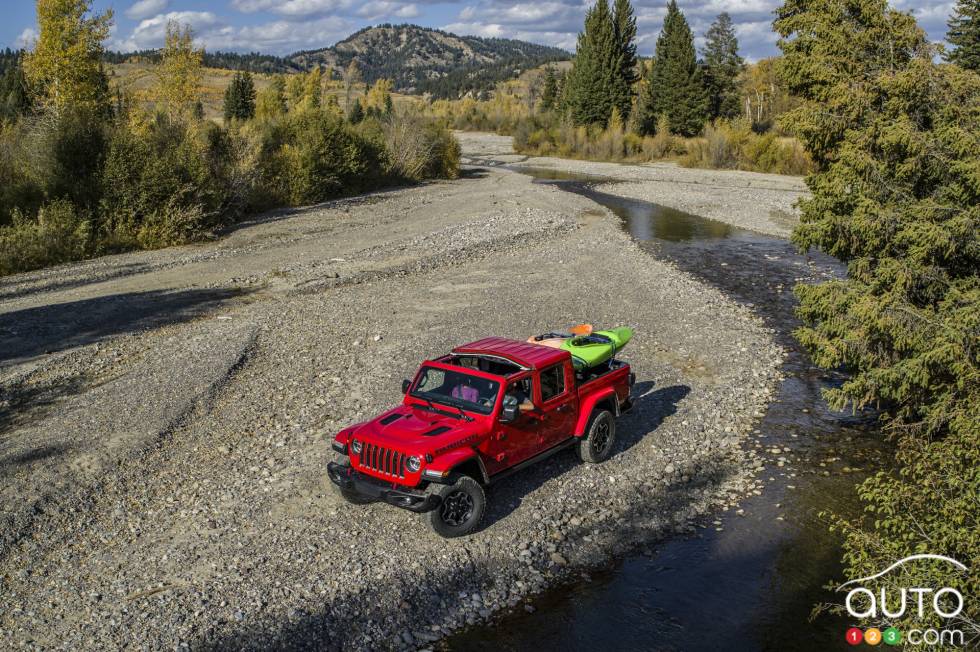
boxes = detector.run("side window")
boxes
[540,364,565,402]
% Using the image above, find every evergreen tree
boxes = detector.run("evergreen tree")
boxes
[348,97,364,123]
[947,0,980,70]
[565,0,618,126]
[775,0,980,637]
[612,0,638,121]
[702,13,744,120]
[0,52,32,120]
[638,0,708,136]
[223,70,255,122]
[539,66,558,111]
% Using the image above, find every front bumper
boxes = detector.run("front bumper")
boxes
[327,461,441,513]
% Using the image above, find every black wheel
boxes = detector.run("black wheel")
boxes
[578,409,616,463]
[428,475,486,538]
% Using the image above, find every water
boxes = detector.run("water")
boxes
[441,167,887,651]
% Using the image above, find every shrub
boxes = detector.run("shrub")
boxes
[382,116,460,182]
[0,200,90,275]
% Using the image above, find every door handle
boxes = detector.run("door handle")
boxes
[556,404,569,412]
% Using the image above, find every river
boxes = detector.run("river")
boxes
[441,167,886,651]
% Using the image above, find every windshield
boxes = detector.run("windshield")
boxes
[410,366,500,415]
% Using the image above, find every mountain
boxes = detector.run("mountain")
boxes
[289,24,570,98]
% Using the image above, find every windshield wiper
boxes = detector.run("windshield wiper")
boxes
[413,394,472,420]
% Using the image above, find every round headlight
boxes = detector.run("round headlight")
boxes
[350,439,362,455]
[405,455,421,473]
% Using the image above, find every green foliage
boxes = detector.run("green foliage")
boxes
[223,71,256,122]
[680,121,812,175]
[381,116,461,181]
[612,0,638,121]
[776,0,980,637]
[0,199,90,275]
[947,0,980,71]
[638,0,708,136]
[702,13,744,120]
[0,50,32,121]
[562,0,637,126]
[539,66,559,112]
[565,0,619,127]
[348,98,364,124]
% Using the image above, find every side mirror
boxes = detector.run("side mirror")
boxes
[499,395,520,423]
[402,379,411,394]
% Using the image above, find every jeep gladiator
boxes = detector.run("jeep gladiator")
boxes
[327,337,634,537]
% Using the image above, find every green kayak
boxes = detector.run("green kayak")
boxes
[561,327,633,370]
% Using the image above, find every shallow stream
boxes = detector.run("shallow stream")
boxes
[442,167,886,651]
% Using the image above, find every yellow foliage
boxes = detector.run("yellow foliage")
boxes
[24,0,113,112]
[365,78,393,112]
[156,21,203,117]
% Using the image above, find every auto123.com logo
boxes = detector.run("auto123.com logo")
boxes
[838,554,970,647]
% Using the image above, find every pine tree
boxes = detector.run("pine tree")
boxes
[539,66,558,112]
[0,52,32,120]
[24,0,113,113]
[947,0,980,70]
[565,0,618,126]
[223,71,255,122]
[775,0,980,637]
[612,0,638,121]
[348,97,364,123]
[638,0,708,136]
[702,13,744,120]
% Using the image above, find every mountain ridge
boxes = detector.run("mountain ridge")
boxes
[289,24,570,98]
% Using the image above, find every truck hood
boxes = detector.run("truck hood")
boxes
[351,404,485,450]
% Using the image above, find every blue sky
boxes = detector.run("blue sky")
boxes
[4,0,957,61]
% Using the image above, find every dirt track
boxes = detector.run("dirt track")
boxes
[0,134,785,650]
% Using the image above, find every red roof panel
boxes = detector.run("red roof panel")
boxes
[453,337,569,370]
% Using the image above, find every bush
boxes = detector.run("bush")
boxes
[0,200,90,275]
[681,120,813,175]
[381,116,460,182]
[0,101,462,276]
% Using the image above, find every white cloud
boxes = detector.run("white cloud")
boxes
[14,27,38,49]
[230,0,354,15]
[357,1,420,19]
[110,10,353,54]
[124,0,169,20]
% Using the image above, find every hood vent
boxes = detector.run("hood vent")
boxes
[424,426,452,437]
[379,413,403,425]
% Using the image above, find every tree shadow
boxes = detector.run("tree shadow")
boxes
[0,443,72,476]
[482,382,691,530]
[0,262,154,303]
[0,372,90,435]
[0,287,250,366]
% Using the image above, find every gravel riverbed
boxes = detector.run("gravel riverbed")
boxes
[456,131,807,239]
[1,135,786,650]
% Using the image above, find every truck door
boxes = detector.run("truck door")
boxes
[537,362,577,449]
[486,375,538,473]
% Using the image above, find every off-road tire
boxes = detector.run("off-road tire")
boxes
[428,475,486,538]
[577,409,616,463]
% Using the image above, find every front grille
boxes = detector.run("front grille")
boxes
[359,442,406,479]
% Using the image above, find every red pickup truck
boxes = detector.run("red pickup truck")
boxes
[328,337,634,537]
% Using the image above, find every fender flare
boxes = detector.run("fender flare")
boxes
[426,447,489,484]
[574,387,619,436]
